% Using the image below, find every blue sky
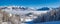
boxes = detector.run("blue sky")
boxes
[0,0,60,8]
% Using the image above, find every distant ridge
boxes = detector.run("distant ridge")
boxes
[37,7,50,11]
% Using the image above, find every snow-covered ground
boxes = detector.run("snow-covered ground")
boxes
[22,21,60,24]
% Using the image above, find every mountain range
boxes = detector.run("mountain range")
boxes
[0,6,51,11]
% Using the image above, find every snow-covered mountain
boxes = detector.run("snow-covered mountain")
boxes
[0,6,51,22]
[0,6,51,11]
[0,6,60,23]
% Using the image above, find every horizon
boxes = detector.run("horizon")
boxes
[0,5,60,8]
